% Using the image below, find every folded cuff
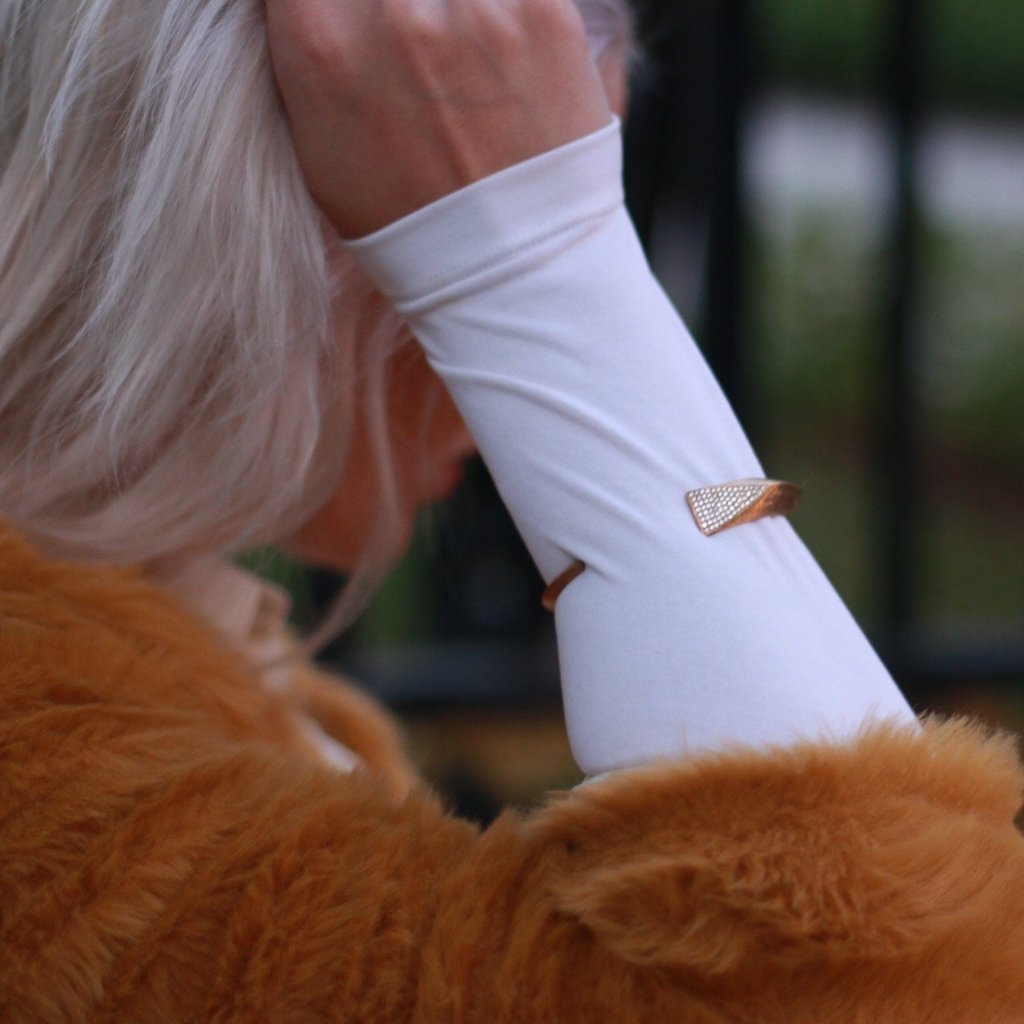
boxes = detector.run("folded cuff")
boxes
[344,118,623,309]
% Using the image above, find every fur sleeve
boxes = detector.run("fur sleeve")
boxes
[2,526,1024,1021]
[4,703,1024,1020]
[528,719,1024,1019]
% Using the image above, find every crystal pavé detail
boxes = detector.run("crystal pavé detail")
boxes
[686,479,801,537]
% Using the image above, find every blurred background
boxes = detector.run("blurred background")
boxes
[266,0,1024,821]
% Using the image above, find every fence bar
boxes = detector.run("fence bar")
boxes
[877,0,926,647]
[704,0,753,422]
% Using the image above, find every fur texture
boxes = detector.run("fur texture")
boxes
[1,518,1023,1022]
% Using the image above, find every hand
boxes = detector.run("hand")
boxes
[264,0,612,238]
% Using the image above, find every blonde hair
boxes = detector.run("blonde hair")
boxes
[0,0,391,570]
[0,0,630,592]
[577,0,635,64]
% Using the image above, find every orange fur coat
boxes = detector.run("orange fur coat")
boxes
[2,519,1024,1022]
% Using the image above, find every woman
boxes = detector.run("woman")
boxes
[0,1,1023,1020]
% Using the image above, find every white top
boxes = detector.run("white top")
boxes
[155,559,362,775]
[347,120,917,778]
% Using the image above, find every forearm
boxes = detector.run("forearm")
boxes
[346,121,915,777]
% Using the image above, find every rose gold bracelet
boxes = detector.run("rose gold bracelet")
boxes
[686,479,801,537]
[541,480,800,612]
[541,560,586,612]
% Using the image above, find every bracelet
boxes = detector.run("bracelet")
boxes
[686,479,801,537]
[541,560,586,612]
[541,479,801,611]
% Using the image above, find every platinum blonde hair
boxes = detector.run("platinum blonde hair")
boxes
[0,0,631,599]
[0,0,406,573]
[577,0,635,64]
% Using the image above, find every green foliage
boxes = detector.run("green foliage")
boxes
[932,0,1024,111]
[758,0,883,96]
[752,209,1024,622]
[757,0,1024,111]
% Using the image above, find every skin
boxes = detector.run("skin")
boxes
[289,342,476,570]
[264,0,612,238]
[280,1,628,570]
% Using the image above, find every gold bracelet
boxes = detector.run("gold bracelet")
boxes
[686,479,801,537]
[541,560,586,612]
[542,479,800,611]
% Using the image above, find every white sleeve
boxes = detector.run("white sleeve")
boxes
[345,119,917,779]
